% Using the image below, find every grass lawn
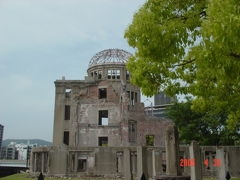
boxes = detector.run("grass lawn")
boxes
[0,173,122,180]
[204,179,240,180]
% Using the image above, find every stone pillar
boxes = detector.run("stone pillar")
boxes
[137,147,143,179]
[137,146,148,180]
[158,151,163,174]
[152,149,156,179]
[34,153,37,172]
[41,153,45,173]
[183,148,191,175]
[52,86,65,145]
[189,141,202,180]
[129,90,131,105]
[131,152,136,176]
[30,152,33,172]
[47,152,50,174]
[216,147,226,180]
[165,125,180,176]
[200,150,205,176]
[117,152,123,173]
[225,151,229,172]
[209,152,213,170]
[124,148,132,180]
[74,152,78,172]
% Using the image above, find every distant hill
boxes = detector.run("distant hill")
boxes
[2,139,52,147]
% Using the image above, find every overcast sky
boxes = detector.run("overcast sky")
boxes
[0,0,150,142]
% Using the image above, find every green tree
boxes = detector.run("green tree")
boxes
[167,100,240,145]
[125,0,240,129]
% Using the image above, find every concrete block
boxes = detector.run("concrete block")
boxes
[216,147,226,180]
[189,141,202,180]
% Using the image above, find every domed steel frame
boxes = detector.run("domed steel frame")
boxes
[89,49,132,67]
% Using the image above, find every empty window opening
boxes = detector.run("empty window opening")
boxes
[99,137,108,146]
[116,70,120,79]
[135,92,138,103]
[108,69,120,79]
[71,154,75,171]
[146,135,154,146]
[127,91,136,106]
[128,121,137,143]
[162,164,166,172]
[65,88,71,93]
[99,110,108,125]
[77,159,87,172]
[162,151,166,172]
[65,89,71,98]
[131,92,135,105]
[126,71,130,80]
[99,88,107,99]
[63,131,69,145]
[91,70,102,79]
[127,91,130,99]
[98,70,102,79]
[112,70,116,79]
[108,70,112,79]
[64,105,70,120]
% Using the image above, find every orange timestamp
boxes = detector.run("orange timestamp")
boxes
[179,159,221,167]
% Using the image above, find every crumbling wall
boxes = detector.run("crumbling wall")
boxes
[138,118,173,146]
[31,146,240,178]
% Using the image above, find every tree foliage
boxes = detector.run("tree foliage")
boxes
[167,100,240,145]
[125,0,240,129]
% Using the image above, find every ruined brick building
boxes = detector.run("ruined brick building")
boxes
[30,49,240,179]
[53,49,171,148]
[30,49,172,177]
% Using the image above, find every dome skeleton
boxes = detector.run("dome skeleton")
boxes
[89,49,132,67]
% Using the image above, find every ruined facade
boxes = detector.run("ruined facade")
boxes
[52,49,170,148]
[30,49,172,177]
[30,49,240,179]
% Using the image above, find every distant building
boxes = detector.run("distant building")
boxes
[145,104,173,118]
[0,147,6,159]
[144,93,175,118]
[0,142,18,160]
[0,124,3,148]
[0,142,37,160]
[15,143,37,160]
[154,92,175,106]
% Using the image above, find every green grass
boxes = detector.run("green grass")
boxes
[0,174,32,180]
[204,178,240,180]
[0,173,122,180]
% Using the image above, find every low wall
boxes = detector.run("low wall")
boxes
[30,145,240,178]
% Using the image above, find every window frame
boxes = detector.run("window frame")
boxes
[98,110,109,126]
[64,105,71,120]
[99,88,107,99]
[63,131,69,145]
[77,159,87,172]
[98,137,108,146]
[107,69,121,79]
[146,135,154,146]
[128,121,137,143]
